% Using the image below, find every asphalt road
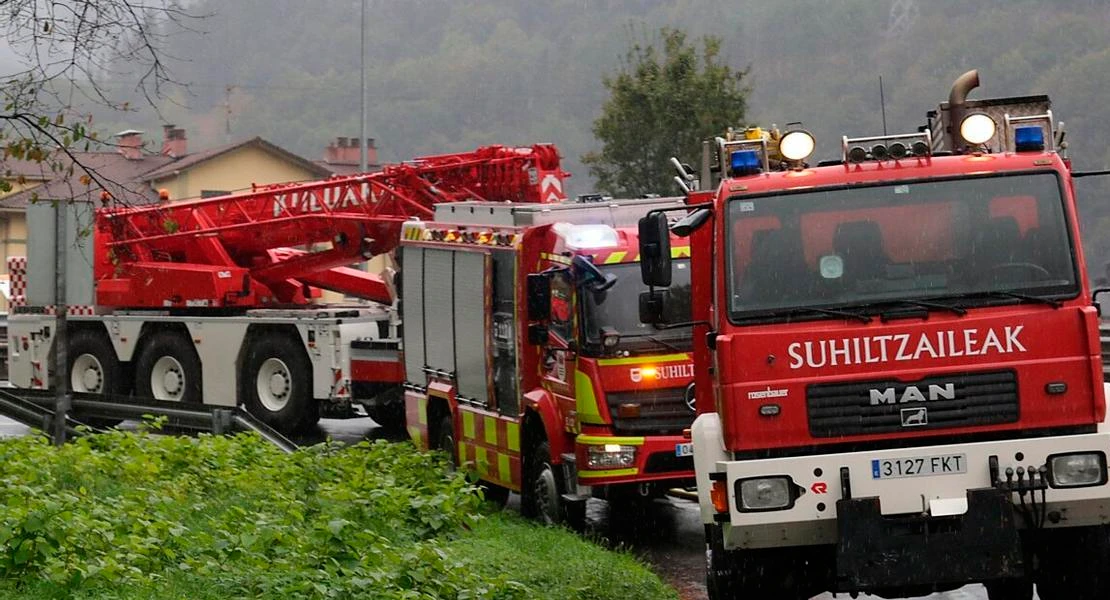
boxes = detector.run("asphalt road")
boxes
[0,414,1016,600]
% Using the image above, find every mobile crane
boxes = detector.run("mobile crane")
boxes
[7,144,568,435]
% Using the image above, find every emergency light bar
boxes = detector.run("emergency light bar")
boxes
[1004,111,1055,153]
[841,129,932,164]
[717,135,769,177]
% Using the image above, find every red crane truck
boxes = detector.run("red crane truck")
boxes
[7,145,568,435]
[400,196,696,522]
[638,70,1110,599]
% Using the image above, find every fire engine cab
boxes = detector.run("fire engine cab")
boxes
[400,196,697,521]
[639,71,1110,599]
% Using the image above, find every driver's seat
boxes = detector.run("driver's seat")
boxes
[971,216,1022,280]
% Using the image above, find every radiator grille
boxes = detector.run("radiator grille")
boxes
[606,388,694,435]
[807,371,1019,437]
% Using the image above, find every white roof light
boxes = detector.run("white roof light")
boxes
[553,223,620,249]
[960,113,996,146]
[779,130,816,161]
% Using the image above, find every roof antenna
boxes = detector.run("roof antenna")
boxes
[879,75,888,136]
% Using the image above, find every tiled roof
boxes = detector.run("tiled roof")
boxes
[0,152,174,209]
[141,137,333,182]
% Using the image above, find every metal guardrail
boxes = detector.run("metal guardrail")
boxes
[0,388,297,453]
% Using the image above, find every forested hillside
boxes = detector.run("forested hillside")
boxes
[96,0,1110,272]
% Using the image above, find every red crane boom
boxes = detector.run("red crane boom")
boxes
[93,144,567,309]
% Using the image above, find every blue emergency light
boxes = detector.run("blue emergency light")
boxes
[1014,125,1045,152]
[730,150,762,175]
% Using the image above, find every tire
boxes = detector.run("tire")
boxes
[434,414,457,468]
[521,439,563,525]
[242,332,317,435]
[135,331,202,404]
[67,329,124,428]
[1038,525,1110,600]
[365,386,406,432]
[706,526,739,600]
[984,578,1033,600]
[706,525,817,600]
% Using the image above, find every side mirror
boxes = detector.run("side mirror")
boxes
[571,254,617,292]
[639,291,665,324]
[639,211,672,287]
[1093,288,1110,316]
[527,323,549,345]
[527,273,551,321]
[672,208,712,237]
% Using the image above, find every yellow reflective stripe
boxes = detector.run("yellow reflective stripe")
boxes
[407,425,423,448]
[462,410,476,440]
[575,370,606,425]
[671,246,690,258]
[498,453,510,482]
[603,251,627,264]
[506,422,520,452]
[577,434,645,446]
[475,446,489,474]
[596,353,690,366]
[457,440,465,464]
[417,397,428,425]
[578,468,639,479]
[484,416,498,445]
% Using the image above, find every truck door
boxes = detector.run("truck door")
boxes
[543,270,577,408]
[491,250,519,416]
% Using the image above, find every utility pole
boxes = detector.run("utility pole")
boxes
[51,202,69,446]
[359,0,368,173]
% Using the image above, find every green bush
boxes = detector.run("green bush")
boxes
[0,429,674,599]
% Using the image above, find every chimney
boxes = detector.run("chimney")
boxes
[114,129,145,160]
[161,124,187,158]
[324,136,378,166]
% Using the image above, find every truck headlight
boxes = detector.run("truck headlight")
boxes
[586,444,636,469]
[1048,452,1107,488]
[737,476,795,511]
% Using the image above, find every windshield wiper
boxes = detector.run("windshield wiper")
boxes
[863,299,968,317]
[947,290,1062,309]
[621,332,685,353]
[777,306,873,324]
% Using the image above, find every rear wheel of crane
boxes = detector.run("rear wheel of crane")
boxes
[522,439,563,525]
[67,329,124,428]
[135,331,202,404]
[243,333,317,435]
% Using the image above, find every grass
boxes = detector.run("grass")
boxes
[0,426,676,599]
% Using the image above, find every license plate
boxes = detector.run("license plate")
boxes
[871,453,967,480]
[675,442,694,457]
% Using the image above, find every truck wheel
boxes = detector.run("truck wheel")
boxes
[366,387,406,432]
[135,331,202,404]
[434,414,458,468]
[243,333,317,434]
[522,439,563,525]
[68,330,122,395]
[1038,524,1110,600]
[706,526,739,600]
[67,329,124,428]
[984,578,1033,600]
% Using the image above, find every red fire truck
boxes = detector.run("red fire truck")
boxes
[399,196,696,521]
[638,71,1110,599]
[7,145,568,435]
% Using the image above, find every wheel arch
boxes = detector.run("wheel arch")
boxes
[522,387,564,461]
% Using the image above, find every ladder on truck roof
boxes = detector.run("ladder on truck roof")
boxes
[94,144,568,309]
[433,196,686,227]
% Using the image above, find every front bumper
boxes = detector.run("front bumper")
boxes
[692,413,1110,550]
[573,432,695,486]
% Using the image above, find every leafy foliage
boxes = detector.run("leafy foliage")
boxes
[0,430,672,600]
[582,28,748,197]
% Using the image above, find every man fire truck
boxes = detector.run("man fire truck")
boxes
[7,145,569,436]
[638,70,1110,599]
[400,196,696,522]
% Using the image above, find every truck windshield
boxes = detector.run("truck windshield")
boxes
[582,260,692,354]
[727,172,1078,322]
